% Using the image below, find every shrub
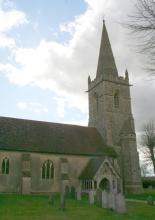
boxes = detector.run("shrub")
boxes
[142,177,155,188]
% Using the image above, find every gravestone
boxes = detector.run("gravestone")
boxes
[60,192,66,211]
[108,192,116,210]
[115,193,126,213]
[48,192,54,205]
[70,186,76,199]
[77,190,81,201]
[89,191,94,205]
[102,190,109,208]
[96,189,102,207]
[147,195,154,205]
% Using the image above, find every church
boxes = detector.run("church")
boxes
[0,21,142,195]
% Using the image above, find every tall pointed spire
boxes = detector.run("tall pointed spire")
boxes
[96,20,118,77]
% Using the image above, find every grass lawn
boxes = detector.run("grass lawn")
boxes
[0,194,155,220]
[126,189,155,201]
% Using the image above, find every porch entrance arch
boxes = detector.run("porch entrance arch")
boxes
[99,178,110,192]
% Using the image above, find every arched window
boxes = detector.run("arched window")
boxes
[114,92,119,108]
[1,158,9,174]
[42,160,54,179]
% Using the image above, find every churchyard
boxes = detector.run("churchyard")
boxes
[0,191,155,220]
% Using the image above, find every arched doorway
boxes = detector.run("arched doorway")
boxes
[99,178,110,192]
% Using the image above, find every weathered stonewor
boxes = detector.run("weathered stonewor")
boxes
[96,189,102,207]
[60,192,66,211]
[115,193,126,213]
[88,21,142,194]
[89,191,94,205]
[102,190,109,208]
[76,190,81,201]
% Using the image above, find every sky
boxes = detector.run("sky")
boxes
[0,0,155,160]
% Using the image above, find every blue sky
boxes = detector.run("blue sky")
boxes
[0,0,155,133]
[0,0,88,124]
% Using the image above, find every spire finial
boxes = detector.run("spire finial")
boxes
[125,69,129,79]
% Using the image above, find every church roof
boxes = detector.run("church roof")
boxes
[79,157,104,179]
[0,116,116,157]
[96,21,118,77]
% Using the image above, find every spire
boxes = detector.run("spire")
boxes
[96,21,118,78]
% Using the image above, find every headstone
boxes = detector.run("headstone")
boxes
[102,190,109,208]
[48,192,54,205]
[96,189,102,207]
[60,192,66,211]
[147,195,154,205]
[77,190,81,201]
[115,193,126,213]
[89,191,94,205]
[70,186,76,199]
[148,185,153,190]
[108,192,116,210]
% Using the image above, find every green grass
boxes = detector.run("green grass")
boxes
[0,194,155,220]
[126,189,155,201]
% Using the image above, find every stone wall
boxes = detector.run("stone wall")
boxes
[0,150,90,194]
[88,73,142,193]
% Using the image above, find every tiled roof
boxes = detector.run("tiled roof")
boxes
[79,157,105,179]
[0,116,116,157]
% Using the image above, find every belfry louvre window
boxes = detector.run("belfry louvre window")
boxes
[42,160,54,179]
[114,92,119,108]
[1,158,9,174]
[93,92,99,112]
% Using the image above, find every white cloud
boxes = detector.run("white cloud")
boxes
[16,102,27,110]
[0,33,15,48]
[54,97,66,118]
[63,117,89,127]
[0,9,28,32]
[16,102,48,113]
[1,0,15,10]
[0,4,28,50]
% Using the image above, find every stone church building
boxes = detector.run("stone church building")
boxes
[0,22,142,195]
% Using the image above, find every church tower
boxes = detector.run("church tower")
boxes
[88,21,142,193]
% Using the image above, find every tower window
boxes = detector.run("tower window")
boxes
[42,160,54,179]
[114,92,119,108]
[93,92,99,112]
[1,158,9,174]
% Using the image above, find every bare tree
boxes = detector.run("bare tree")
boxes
[140,162,149,176]
[126,0,155,72]
[141,120,155,174]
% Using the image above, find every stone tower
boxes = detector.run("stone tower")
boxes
[88,21,142,193]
